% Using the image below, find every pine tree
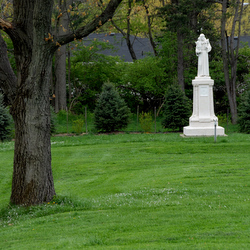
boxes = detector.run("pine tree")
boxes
[238,90,250,133]
[162,85,191,131]
[94,82,130,132]
[0,94,11,141]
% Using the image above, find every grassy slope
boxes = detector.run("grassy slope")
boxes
[0,133,250,249]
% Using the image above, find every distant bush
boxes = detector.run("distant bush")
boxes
[238,90,250,133]
[73,118,85,134]
[94,82,130,132]
[139,112,153,132]
[0,94,12,141]
[162,85,191,131]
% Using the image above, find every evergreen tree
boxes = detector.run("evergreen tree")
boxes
[162,85,191,131]
[238,90,250,133]
[94,82,130,132]
[0,93,11,141]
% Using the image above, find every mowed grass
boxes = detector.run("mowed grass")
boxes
[0,133,250,249]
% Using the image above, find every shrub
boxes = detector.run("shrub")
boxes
[94,82,130,132]
[238,90,250,133]
[139,112,153,132]
[162,85,192,131]
[0,94,12,141]
[73,118,85,134]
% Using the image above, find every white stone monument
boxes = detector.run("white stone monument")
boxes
[183,34,225,136]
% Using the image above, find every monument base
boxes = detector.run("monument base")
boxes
[183,75,225,137]
[183,125,225,137]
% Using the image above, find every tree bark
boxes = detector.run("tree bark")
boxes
[8,0,56,205]
[54,0,72,112]
[0,0,123,206]
[11,53,55,205]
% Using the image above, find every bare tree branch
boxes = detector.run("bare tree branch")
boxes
[142,0,157,56]
[55,0,123,49]
[0,18,13,29]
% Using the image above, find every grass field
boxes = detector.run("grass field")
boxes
[0,132,250,249]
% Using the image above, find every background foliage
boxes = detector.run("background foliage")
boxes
[0,93,12,141]
[238,90,250,133]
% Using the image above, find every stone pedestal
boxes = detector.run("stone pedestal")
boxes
[183,76,225,136]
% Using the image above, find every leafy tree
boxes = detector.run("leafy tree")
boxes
[94,82,130,132]
[0,0,123,206]
[117,56,167,113]
[238,90,250,133]
[162,84,191,131]
[69,40,122,113]
[236,44,250,93]
[157,31,178,85]
[0,93,11,141]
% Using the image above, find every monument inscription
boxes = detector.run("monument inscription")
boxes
[200,86,209,97]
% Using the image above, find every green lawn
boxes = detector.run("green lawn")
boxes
[0,133,250,249]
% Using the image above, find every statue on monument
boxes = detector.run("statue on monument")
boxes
[183,33,225,137]
[195,34,211,77]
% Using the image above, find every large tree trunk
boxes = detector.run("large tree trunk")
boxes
[11,55,55,205]
[8,0,56,205]
[0,0,123,206]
